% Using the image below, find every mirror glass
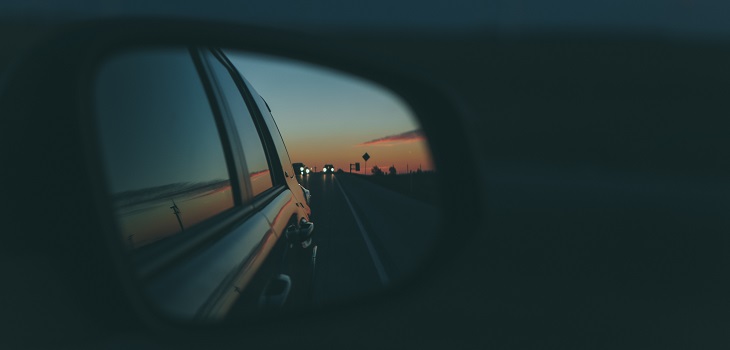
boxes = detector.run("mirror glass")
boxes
[93,47,440,322]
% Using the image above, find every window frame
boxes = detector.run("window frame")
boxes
[210,49,289,186]
[203,48,288,208]
[193,48,255,203]
[199,48,280,202]
[231,57,298,187]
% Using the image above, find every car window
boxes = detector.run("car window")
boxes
[254,89,292,176]
[227,59,293,180]
[95,49,234,249]
[205,51,274,197]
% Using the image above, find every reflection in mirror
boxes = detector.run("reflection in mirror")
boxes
[95,49,235,249]
[226,51,439,305]
[94,47,439,322]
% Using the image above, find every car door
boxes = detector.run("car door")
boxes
[93,47,283,321]
[203,48,315,307]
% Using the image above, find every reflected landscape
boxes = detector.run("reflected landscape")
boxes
[226,51,435,176]
[114,180,233,248]
[229,51,440,305]
[294,170,439,306]
[249,169,272,196]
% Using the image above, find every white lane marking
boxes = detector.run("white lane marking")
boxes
[334,176,390,286]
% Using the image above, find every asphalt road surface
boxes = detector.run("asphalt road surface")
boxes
[297,172,440,307]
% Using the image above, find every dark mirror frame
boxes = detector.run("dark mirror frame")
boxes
[1,19,482,333]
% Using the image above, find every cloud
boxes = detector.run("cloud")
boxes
[357,129,425,146]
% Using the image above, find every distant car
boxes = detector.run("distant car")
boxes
[322,164,335,173]
[292,162,310,176]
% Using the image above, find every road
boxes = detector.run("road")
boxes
[297,172,440,307]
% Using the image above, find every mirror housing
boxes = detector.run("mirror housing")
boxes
[0,19,482,331]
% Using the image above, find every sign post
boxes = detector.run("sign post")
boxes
[362,152,370,174]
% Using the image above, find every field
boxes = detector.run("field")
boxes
[342,171,439,206]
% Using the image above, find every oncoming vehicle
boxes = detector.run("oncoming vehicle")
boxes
[292,162,310,176]
[322,164,335,173]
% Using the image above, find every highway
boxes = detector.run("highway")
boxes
[297,172,440,307]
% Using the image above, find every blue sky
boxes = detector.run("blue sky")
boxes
[226,51,433,173]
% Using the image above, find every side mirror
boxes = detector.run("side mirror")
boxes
[0,20,481,329]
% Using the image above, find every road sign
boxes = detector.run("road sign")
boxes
[349,162,361,173]
[362,152,370,161]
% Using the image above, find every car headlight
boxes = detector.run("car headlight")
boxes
[305,168,310,174]
[323,168,327,172]
[299,167,304,171]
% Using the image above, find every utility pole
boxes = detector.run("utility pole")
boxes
[170,199,184,232]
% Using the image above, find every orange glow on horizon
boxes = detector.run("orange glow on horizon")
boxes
[287,136,433,175]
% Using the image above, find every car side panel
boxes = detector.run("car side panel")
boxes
[258,189,302,237]
[144,212,275,321]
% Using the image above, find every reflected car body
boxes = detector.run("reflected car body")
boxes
[125,48,316,321]
[2,44,317,322]
[299,184,311,206]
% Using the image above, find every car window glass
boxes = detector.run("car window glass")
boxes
[206,52,274,197]
[95,49,234,249]
[234,71,293,180]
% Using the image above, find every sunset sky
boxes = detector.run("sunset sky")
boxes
[226,51,434,175]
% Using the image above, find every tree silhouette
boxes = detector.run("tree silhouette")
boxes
[388,165,397,176]
[371,165,383,175]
